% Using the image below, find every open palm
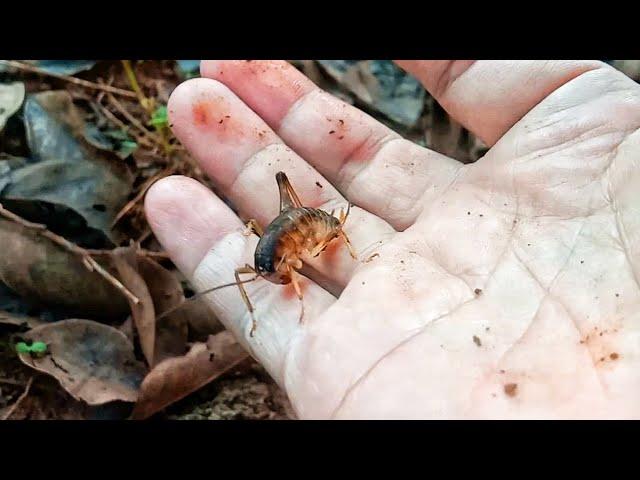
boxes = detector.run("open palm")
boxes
[145,60,640,419]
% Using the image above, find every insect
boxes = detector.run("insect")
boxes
[158,171,357,337]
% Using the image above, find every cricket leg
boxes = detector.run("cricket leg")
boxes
[339,230,358,260]
[243,219,263,238]
[235,264,259,336]
[288,266,305,324]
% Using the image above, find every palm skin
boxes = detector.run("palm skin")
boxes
[145,60,640,419]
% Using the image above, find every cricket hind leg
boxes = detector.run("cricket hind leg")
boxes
[288,266,305,324]
[339,230,357,260]
[235,264,259,337]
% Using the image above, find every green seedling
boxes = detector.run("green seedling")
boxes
[15,341,48,358]
[149,105,168,128]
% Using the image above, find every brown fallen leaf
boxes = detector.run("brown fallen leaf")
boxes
[118,316,134,344]
[170,269,225,341]
[112,246,156,366]
[180,297,225,341]
[131,330,249,420]
[0,218,129,319]
[137,257,188,364]
[17,319,147,405]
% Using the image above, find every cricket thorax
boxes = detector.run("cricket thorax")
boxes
[254,207,341,284]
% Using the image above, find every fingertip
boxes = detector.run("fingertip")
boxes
[144,175,242,277]
[166,75,280,188]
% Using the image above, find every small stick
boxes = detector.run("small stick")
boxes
[0,203,140,305]
[0,60,137,99]
[1,376,33,420]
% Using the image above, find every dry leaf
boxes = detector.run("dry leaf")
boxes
[181,297,225,341]
[112,247,156,366]
[131,331,249,419]
[17,319,146,405]
[19,90,134,244]
[0,218,129,319]
[137,257,188,364]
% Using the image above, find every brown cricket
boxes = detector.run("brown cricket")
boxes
[158,171,357,337]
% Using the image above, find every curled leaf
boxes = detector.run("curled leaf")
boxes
[17,319,147,405]
[131,331,249,419]
[112,247,156,366]
[137,257,188,365]
[18,90,133,243]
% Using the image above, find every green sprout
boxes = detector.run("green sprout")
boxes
[148,105,168,128]
[15,341,48,358]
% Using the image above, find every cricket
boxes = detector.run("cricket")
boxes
[158,171,357,337]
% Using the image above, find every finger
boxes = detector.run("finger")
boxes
[144,175,335,387]
[395,60,603,146]
[200,60,462,230]
[167,77,395,291]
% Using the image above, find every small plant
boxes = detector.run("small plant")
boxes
[149,105,168,128]
[15,341,48,358]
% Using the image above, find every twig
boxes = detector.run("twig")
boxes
[111,168,175,228]
[0,60,137,99]
[2,376,33,420]
[121,60,149,109]
[0,203,140,305]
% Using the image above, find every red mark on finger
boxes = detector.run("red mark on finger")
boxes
[190,98,251,142]
[192,101,210,126]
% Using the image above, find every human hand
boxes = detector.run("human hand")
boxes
[145,60,640,419]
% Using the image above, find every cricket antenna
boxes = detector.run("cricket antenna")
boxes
[155,276,258,322]
[339,201,352,226]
